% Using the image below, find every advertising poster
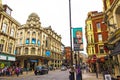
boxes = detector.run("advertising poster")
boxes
[72,28,83,51]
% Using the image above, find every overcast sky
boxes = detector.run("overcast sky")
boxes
[2,0,103,54]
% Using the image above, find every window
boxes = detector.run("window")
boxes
[99,46,104,54]
[32,38,36,44]
[37,40,40,46]
[25,48,28,54]
[20,32,22,36]
[89,24,92,30]
[10,28,14,36]
[31,48,35,54]
[2,23,7,33]
[96,22,101,30]
[27,31,30,34]
[32,32,36,35]
[46,40,48,47]
[20,39,22,44]
[8,43,12,53]
[0,39,4,52]
[6,8,11,15]
[26,38,29,44]
[98,34,102,41]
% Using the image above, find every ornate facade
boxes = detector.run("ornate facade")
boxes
[16,13,62,70]
[103,0,120,76]
[0,3,20,67]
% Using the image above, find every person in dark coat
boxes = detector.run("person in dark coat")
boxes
[69,66,75,80]
[76,65,82,80]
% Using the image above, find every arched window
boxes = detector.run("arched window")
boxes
[32,38,36,44]
[10,28,14,36]
[2,23,7,33]
[25,48,28,54]
[32,31,36,36]
[37,40,40,46]
[27,31,30,34]
[26,38,29,44]
[31,48,35,54]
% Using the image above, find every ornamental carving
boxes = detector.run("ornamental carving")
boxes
[26,13,41,28]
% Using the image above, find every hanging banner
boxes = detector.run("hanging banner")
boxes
[72,28,83,51]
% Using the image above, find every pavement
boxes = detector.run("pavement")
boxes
[82,72,104,80]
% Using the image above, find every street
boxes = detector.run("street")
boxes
[0,69,104,80]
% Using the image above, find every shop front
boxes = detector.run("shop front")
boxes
[0,53,16,68]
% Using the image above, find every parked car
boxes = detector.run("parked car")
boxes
[34,66,49,75]
[61,66,67,71]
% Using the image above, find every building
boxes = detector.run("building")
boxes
[64,47,71,66]
[0,2,20,68]
[85,11,108,72]
[103,0,120,76]
[16,13,62,70]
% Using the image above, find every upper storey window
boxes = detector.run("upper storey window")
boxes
[32,38,36,44]
[2,23,7,33]
[26,38,30,44]
[98,33,102,41]
[96,22,101,32]
[10,28,14,37]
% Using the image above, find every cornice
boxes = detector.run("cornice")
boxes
[1,12,21,26]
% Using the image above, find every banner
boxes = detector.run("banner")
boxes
[72,28,83,51]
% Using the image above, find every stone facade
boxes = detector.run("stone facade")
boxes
[16,13,62,70]
[103,0,120,77]
[0,4,20,67]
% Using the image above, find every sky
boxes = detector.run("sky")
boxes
[2,0,103,54]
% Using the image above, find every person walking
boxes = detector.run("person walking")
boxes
[69,66,75,80]
[76,65,82,80]
[15,67,19,77]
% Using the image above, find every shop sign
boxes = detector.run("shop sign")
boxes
[8,56,16,61]
[0,55,6,60]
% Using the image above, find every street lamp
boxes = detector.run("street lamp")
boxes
[69,0,73,66]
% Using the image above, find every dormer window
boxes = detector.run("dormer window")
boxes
[6,7,11,15]
[3,5,12,15]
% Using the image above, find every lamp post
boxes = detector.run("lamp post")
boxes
[69,0,73,66]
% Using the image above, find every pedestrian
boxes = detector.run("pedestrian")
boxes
[15,67,19,77]
[76,65,82,80]
[117,75,120,80]
[69,66,75,80]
